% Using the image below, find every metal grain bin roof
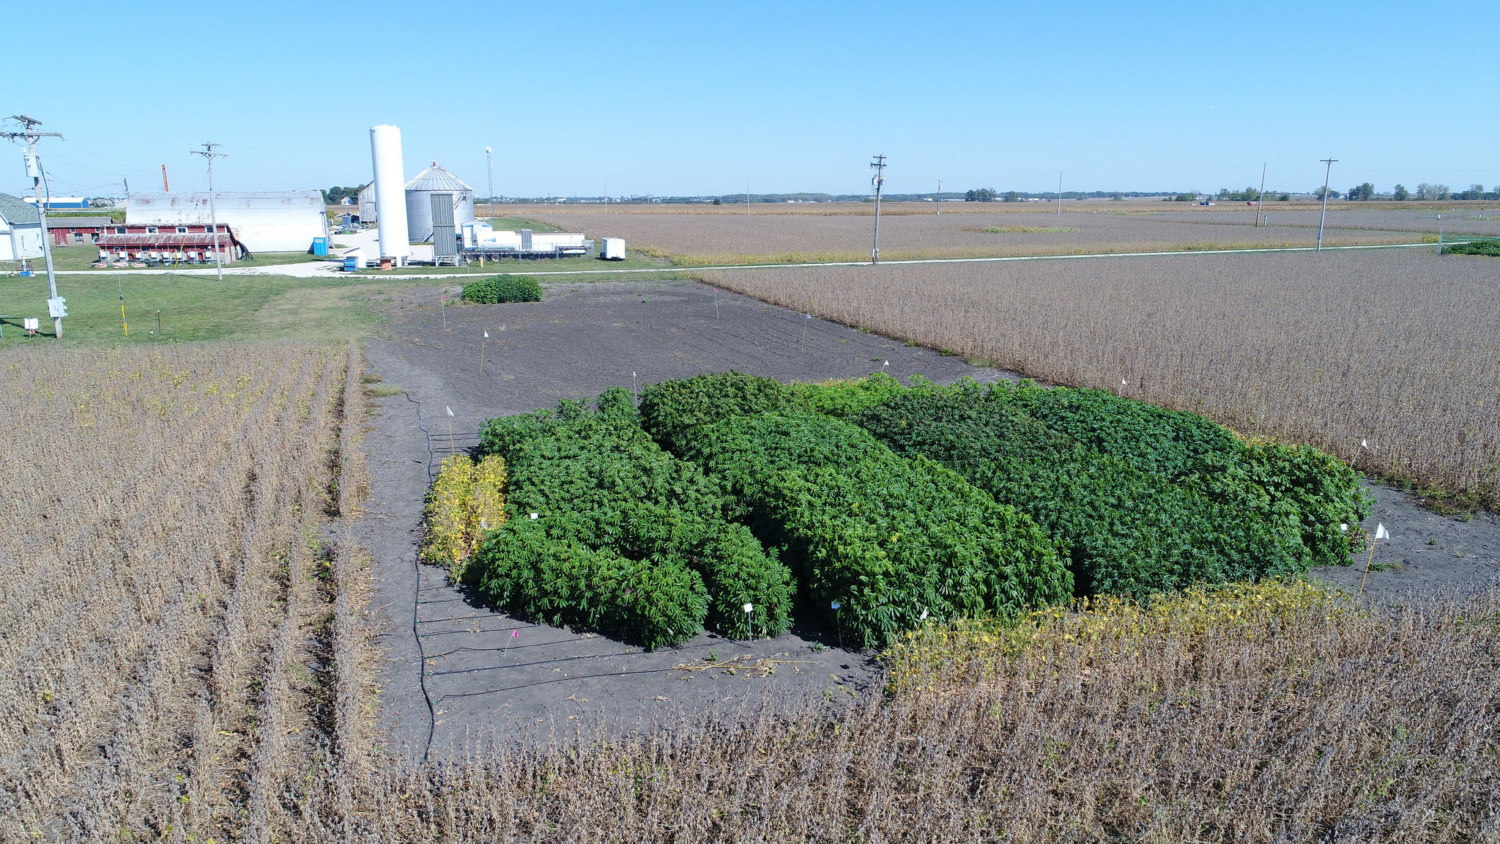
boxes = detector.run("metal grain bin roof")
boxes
[404,163,472,193]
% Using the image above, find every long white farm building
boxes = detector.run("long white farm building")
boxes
[127,191,328,254]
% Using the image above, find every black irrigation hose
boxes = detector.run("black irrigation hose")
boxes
[404,392,439,762]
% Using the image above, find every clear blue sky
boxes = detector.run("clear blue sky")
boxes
[6,0,1496,199]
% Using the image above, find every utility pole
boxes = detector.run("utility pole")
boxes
[3,115,65,338]
[1056,171,1063,220]
[870,154,887,264]
[1316,157,1337,252]
[1255,162,1267,227]
[936,179,941,215]
[191,142,226,282]
[485,146,493,215]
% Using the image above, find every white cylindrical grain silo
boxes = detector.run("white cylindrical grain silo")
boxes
[369,125,410,262]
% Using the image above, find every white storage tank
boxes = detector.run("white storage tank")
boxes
[404,163,476,243]
[369,125,410,262]
[600,237,626,260]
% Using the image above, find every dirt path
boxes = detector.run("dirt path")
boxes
[354,278,1500,758]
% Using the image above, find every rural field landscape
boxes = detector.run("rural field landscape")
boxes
[3,225,1498,837]
[6,1,1500,835]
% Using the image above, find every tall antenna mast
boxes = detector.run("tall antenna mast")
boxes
[2,115,65,338]
[870,154,887,264]
[191,142,227,281]
[1316,157,1337,252]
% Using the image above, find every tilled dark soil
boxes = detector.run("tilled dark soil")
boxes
[354,278,1500,759]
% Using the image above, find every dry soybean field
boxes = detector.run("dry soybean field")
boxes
[517,202,1500,265]
[704,248,1500,509]
[0,343,373,841]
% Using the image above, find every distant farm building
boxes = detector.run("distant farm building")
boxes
[46,216,114,246]
[0,193,44,261]
[127,191,328,253]
[358,181,377,223]
[405,163,476,242]
[22,196,92,210]
[95,222,246,264]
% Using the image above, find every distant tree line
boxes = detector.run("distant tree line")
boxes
[322,185,363,205]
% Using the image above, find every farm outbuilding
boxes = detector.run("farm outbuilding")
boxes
[357,181,377,223]
[96,223,245,264]
[22,196,91,210]
[404,163,475,243]
[46,216,114,246]
[126,191,329,254]
[0,193,44,262]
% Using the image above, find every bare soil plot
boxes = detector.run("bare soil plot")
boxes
[359,280,1017,756]
[357,277,1500,760]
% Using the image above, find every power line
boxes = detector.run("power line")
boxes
[870,154,886,264]
[2,115,66,338]
[190,142,227,282]
[1317,157,1337,252]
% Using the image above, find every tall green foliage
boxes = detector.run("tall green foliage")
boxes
[474,390,793,647]
[675,412,1073,648]
[986,381,1369,568]
[855,390,1305,597]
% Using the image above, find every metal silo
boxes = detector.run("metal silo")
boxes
[369,125,409,262]
[404,163,476,242]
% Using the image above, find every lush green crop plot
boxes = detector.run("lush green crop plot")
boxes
[475,389,792,649]
[470,372,1367,650]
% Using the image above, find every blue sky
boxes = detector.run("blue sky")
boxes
[5,0,1496,199]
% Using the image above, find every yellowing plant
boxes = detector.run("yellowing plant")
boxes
[421,454,507,581]
[881,578,1341,696]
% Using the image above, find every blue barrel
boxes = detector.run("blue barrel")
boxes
[343,256,359,272]
[313,237,328,256]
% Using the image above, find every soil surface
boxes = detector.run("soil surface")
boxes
[353,278,1500,759]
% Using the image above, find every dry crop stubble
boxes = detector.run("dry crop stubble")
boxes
[702,249,1500,508]
[0,342,375,842]
[286,586,1499,841]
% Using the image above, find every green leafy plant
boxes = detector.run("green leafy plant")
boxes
[474,391,792,647]
[854,390,1305,597]
[461,274,543,304]
[673,411,1072,649]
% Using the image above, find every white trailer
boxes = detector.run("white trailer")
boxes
[600,237,626,260]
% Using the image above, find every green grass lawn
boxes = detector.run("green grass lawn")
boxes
[0,261,681,346]
[0,271,412,345]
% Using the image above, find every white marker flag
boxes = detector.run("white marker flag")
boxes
[484,331,489,338]
[446,406,453,416]
[743,603,753,614]
[1361,438,1369,449]
[1375,524,1389,540]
